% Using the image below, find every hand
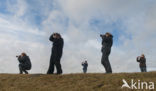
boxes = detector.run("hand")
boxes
[16,55,21,58]
[100,34,104,38]
[53,33,57,38]
[137,56,141,60]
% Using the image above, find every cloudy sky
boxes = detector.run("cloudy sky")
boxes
[0,0,156,74]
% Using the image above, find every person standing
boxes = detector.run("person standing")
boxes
[137,54,147,72]
[82,61,88,73]
[47,33,64,74]
[100,32,113,73]
[16,53,32,74]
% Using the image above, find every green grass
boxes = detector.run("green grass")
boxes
[0,72,156,91]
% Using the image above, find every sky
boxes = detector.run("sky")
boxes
[0,0,156,74]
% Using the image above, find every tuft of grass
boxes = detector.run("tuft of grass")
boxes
[0,72,156,91]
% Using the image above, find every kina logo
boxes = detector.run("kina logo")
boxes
[121,79,154,90]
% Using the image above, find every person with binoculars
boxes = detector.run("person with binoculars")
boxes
[47,33,64,75]
[137,54,147,72]
[16,53,31,74]
[100,32,113,73]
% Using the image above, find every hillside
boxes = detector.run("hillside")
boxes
[0,72,156,91]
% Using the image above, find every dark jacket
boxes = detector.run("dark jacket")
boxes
[49,35,64,59]
[137,57,146,67]
[82,63,88,69]
[101,35,113,52]
[18,56,32,70]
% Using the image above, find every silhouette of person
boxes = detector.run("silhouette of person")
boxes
[47,33,64,74]
[137,54,147,72]
[82,60,88,73]
[100,32,113,73]
[17,53,31,74]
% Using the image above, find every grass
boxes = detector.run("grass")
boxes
[0,72,156,91]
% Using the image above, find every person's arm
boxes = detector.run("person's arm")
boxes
[18,56,24,63]
[82,62,84,66]
[137,57,140,62]
[49,34,55,42]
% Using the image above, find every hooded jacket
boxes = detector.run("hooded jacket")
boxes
[49,35,64,59]
[137,57,146,67]
[101,35,113,52]
[18,56,32,70]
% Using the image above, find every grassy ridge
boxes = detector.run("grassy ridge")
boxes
[0,72,156,91]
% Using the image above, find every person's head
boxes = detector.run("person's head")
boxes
[53,33,61,39]
[56,33,61,38]
[105,32,112,37]
[21,52,27,57]
[141,54,145,58]
[85,61,87,63]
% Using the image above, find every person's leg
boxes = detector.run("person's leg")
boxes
[83,68,86,73]
[106,48,112,73]
[101,54,107,73]
[143,67,147,72]
[145,67,147,72]
[47,55,55,74]
[140,67,144,72]
[23,70,28,74]
[22,65,30,74]
[101,51,112,73]
[19,64,23,74]
[55,60,63,74]
[84,68,87,73]
[24,70,28,74]
[83,68,85,73]
[105,59,112,73]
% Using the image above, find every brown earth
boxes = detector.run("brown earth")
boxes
[0,72,156,91]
